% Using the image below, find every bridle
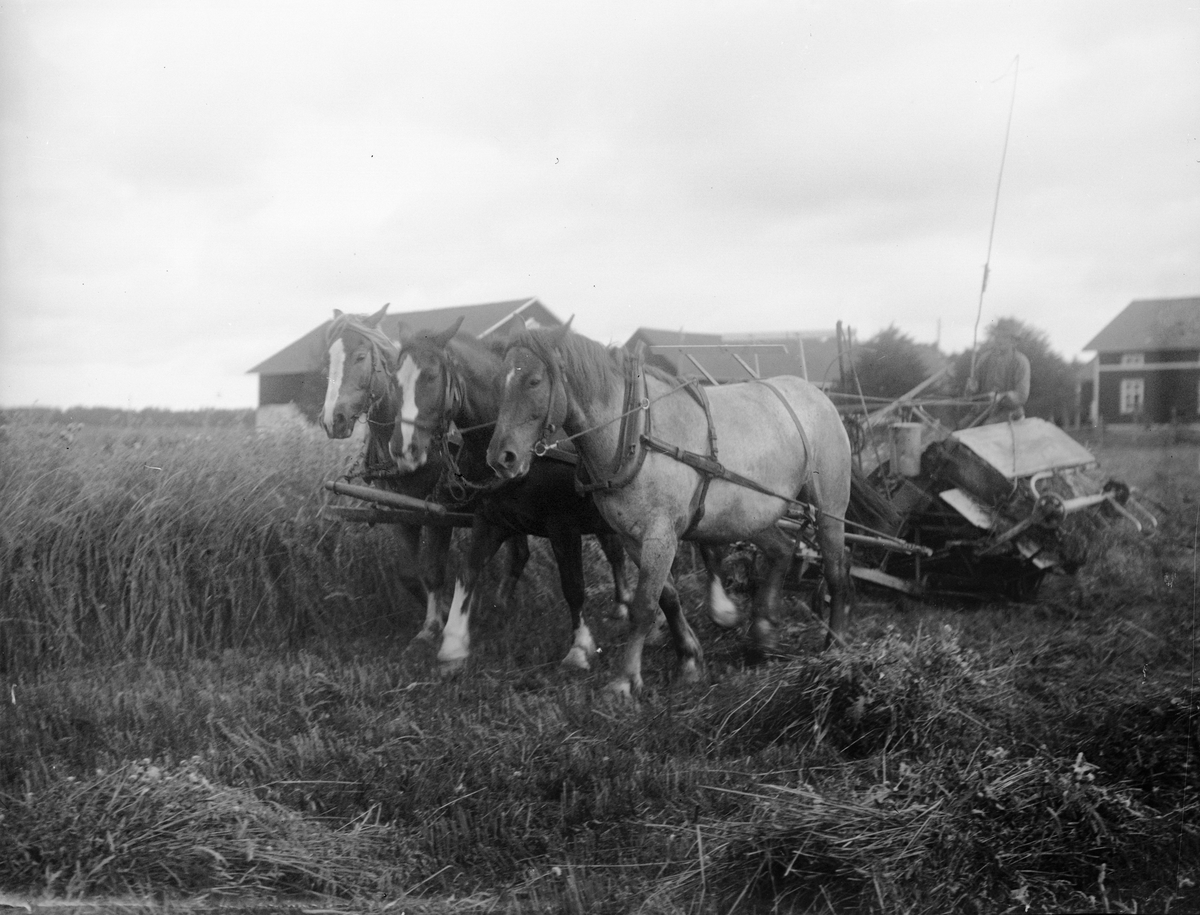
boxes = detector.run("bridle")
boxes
[326,315,402,479]
[408,346,508,500]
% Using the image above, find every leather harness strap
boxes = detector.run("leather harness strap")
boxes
[572,349,816,534]
[575,345,652,494]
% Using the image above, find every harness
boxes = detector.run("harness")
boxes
[549,345,814,537]
[326,314,404,482]
[421,347,578,505]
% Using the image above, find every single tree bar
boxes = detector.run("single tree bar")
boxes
[324,480,466,521]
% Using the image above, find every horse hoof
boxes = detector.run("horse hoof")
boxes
[560,647,592,672]
[746,619,777,663]
[414,627,439,643]
[603,678,638,703]
[437,657,467,678]
[674,658,703,686]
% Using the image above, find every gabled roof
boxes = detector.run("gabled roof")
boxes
[249,297,561,375]
[1083,296,1200,352]
[625,327,845,386]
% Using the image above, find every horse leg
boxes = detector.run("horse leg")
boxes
[415,525,453,642]
[437,520,508,674]
[815,510,852,649]
[699,544,740,628]
[390,521,429,608]
[745,526,796,663]
[658,574,704,686]
[596,532,632,622]
[495,535,530,610]
[608,525,702,700]
[546,521,597,672]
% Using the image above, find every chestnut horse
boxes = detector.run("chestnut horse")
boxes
[387,318,635,672]
[319,304,529,643]
[487,325,854,699]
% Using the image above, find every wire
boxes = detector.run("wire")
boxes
[969,55,1020,385]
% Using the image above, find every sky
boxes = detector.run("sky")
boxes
[1,1,1197,411]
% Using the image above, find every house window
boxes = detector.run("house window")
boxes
[1119,378,1144,415]
[1120,353,1144,366]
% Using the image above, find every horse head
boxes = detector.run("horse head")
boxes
[487,322,573,480]
[319,303,399,439]
[389,317,464,472]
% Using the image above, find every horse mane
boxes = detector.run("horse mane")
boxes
[326,311,400,369]
[510,327,638,407]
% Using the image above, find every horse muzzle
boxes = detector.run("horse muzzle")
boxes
[389,440,427,474]
[321,410,355,439]
[486,444,530,480]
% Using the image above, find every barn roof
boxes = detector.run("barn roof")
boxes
[248,297,561,375]
[625,327,845,386]
[1083,296,1200,352]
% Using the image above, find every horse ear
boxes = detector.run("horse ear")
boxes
[394,320,412,346]
[333,308,344,320]
[429,315,465,349]
[546,317,573,346]
[366,302,389,327]
[498,314,529,339]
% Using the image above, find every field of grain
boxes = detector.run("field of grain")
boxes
[1,418,1197,913]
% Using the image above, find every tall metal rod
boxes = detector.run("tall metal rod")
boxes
[969,55,1020,386]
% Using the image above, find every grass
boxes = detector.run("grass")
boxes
[1,421,1197,912]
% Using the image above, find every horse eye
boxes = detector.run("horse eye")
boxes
[528,376,541,388]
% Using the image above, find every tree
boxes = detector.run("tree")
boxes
[852,325,935,400]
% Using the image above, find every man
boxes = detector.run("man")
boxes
[966,328,1031,423]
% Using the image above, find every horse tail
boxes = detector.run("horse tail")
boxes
[845,464,901,538]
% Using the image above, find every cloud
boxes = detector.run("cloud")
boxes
[1,1,1197,409]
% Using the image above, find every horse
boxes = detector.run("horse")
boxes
[318,304,530,643]
[487,324,855,699]
[387,317,640,673]
[389,318,742,674]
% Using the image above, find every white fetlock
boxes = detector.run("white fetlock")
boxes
[610,602,630,622]
[708,579,740,629]
[437,580,470,664]
[561,620,597,671]
[560,646,592,672]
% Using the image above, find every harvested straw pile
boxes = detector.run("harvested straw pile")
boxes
[1,757,426,897]
[665,749,1159,912]
[700,625,1013,758]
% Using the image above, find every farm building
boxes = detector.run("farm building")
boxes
[626,328,845,387]
[1083,296,1200,425]
[248,297,563,426]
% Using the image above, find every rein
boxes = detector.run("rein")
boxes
[419,348,525,501]
[532,346,817,528]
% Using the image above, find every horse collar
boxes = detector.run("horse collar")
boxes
[574,344,652,494]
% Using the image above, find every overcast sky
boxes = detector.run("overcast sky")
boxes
[1,1,1196,410]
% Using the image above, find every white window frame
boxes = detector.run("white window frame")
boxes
[1119,378,1144,415]
[1120,353,1144,366]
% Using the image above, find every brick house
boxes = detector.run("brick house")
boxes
[1083,296,1200,425]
